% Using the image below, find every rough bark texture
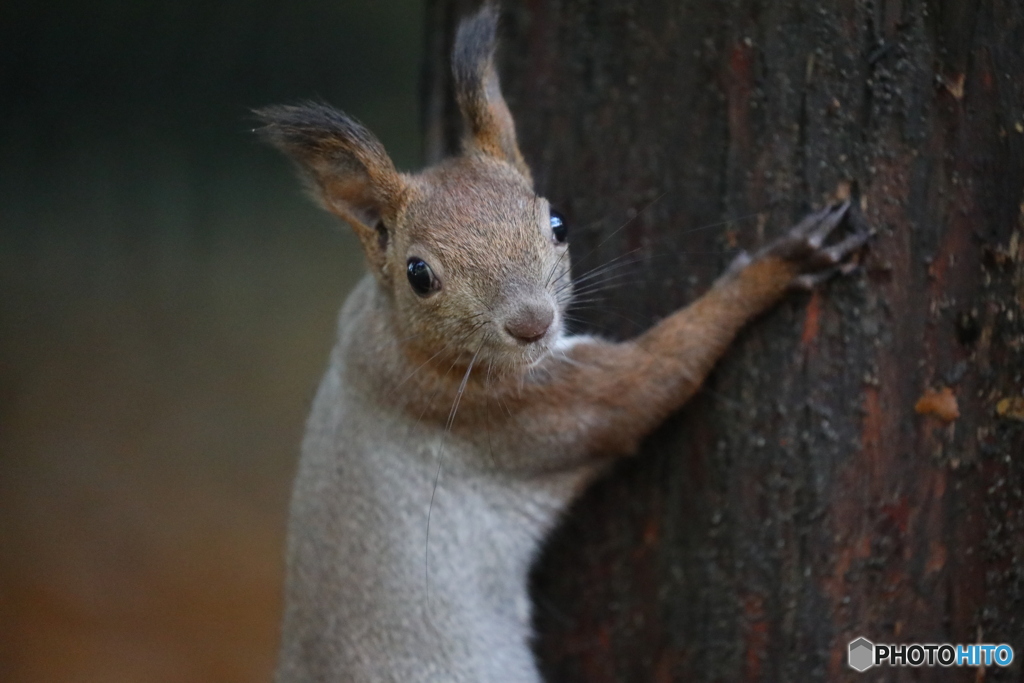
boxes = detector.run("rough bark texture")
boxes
[424,1,1024,680]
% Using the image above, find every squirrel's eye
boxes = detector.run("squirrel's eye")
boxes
[549,210,568,244]
[407,258,439,296]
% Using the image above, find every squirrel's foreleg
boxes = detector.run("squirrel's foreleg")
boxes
[523,202,868,459]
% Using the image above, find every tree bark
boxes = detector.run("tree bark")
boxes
[424,1,1024,680]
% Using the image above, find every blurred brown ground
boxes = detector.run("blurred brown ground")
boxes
[0,2,423,680]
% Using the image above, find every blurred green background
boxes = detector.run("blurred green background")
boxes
[0,1,424,680]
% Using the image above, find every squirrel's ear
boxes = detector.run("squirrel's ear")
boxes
[452,3,532,182]
[255,103,405,272]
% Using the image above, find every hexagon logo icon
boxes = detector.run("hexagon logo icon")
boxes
[848,637,875,672]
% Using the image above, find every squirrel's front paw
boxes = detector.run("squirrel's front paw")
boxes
[759,201,872,289]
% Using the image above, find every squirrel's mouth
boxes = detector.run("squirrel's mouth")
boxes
[496,325,563,372]
[458,333,551,376]
[410,313,563,376]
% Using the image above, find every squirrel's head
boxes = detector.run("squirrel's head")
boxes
[256,3,569,372]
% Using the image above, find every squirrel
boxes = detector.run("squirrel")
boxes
[256,4,869,682]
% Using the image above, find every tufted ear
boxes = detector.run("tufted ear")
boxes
[452,3,532,182]
[254,102,405,274]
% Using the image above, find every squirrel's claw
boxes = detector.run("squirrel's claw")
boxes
[806,200,850,249]
[716,201,870,290]
[752,200,870,289]
[819,230,871,266]
[763,201,849,260]
[792,262,861,291]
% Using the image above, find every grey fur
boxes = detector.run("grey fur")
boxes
[275,279,586,682]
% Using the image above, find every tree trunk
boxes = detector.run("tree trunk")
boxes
[423,1,1024,680]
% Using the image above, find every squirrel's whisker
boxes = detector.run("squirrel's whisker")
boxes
[424,341,483,609]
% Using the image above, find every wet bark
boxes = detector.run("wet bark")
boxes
[424,1,1024,680]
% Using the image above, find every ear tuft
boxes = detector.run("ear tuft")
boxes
[255,103,405,273]
[254,102,404,227]
[452,3,531,181]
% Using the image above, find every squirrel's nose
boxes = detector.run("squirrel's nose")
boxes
[504,303,554,344]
